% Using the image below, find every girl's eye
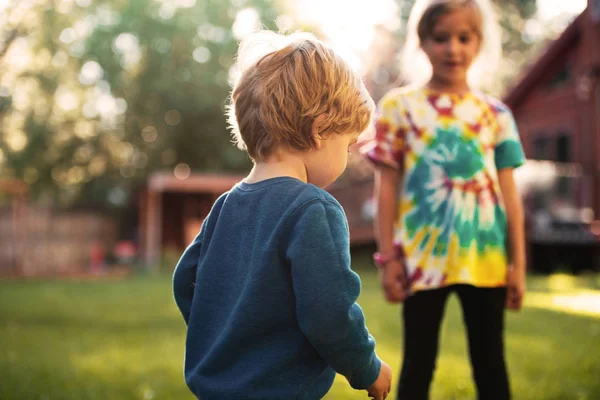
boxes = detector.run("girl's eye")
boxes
[433,35,448,43]
[459,35,471,44]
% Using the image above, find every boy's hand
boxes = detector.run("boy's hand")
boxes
[367,360,392,400]
[379,259,410,303]
[506,264,526,311]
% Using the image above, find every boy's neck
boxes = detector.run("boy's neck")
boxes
[245,151,308,184]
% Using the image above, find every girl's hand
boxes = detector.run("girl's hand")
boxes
[379,259,411,303]
[506,265,526,311]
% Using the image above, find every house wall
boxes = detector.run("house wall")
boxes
[510,9,600,216]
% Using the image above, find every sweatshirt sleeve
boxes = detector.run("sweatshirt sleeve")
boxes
[172,229,203,325]
[286,199,381,389]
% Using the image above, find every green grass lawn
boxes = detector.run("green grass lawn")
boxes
[1,265,599,400]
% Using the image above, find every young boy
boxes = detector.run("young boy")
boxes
[172,31,392,400]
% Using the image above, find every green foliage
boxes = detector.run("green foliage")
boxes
[0,0,280,206]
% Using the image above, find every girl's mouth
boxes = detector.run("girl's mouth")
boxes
[444,61,461,69]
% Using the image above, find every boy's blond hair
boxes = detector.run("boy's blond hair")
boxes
[227,31,374,162]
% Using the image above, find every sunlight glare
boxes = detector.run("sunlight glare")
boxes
[527,291,600,318]
[290,0,399,73]
[536,0,587,21]
[232,8,260,40]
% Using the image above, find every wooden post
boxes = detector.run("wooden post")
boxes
[144,189,162,269]
[595,79,600,218]
[12,193,27,276]
[0,179,28,276]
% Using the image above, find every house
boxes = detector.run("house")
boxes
[504,0,600,217]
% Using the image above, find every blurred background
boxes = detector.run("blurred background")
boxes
[0,0,599,399]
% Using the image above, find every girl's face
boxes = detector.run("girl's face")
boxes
[421,8,481,90]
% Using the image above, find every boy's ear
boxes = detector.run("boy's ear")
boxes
[312,114,328,149]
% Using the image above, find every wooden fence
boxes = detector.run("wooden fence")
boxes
[0,205,117,277]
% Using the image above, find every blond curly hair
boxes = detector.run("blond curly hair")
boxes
[227,31,374,162]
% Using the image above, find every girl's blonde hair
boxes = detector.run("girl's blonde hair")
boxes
[401,0,502,90]
[227,31,374,162]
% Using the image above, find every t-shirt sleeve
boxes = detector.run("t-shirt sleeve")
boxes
[361,92,407,171]
[494,106,525,170]
[286,199,381,390]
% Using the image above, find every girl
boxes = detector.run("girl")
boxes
[362,0,526,398]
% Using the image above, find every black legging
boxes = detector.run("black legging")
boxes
[397,284,510,400]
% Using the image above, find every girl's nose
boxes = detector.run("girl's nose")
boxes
[446,38,459,55]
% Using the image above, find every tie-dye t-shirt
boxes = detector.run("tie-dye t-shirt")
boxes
[364,87,525,292]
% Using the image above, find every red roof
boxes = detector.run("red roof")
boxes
[0,179,28,196]
[148,171,245,193]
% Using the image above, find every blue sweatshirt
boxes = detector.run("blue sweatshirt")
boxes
[173,177,381,400]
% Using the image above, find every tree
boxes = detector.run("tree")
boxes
[0,0,279,207]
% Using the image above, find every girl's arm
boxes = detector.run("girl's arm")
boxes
[498,168,526,310]
[374,166,400,255]
[374,165,409,302]
[360,91,410,302]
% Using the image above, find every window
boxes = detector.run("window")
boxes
[533,136,549,160]
[555,134,571,196]
[593,0,600,22]
[556,134,571,163]
[545,65,570,90]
